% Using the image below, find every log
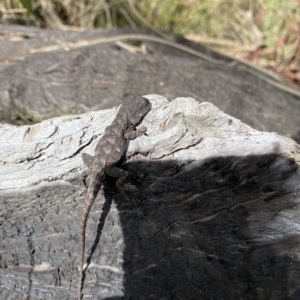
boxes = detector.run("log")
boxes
[0,26,300,144]
[1,95,300,300]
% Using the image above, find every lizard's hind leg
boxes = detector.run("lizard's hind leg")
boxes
[105,166,143,196]
[81,153,94,188]
[105,166,128,190]
[81,170,91,188]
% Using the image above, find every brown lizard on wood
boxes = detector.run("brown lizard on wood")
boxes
[78,96,151,300]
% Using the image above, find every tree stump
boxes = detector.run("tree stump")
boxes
[1,95,300,299]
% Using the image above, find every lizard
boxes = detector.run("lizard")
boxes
[78,95,151,300]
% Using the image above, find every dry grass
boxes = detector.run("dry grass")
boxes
[0,0,139,29]
[1,0,298,43]
[1,0,299,78]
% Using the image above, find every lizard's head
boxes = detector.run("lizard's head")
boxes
[124,96,151,125]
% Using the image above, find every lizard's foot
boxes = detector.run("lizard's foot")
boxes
[136,125,147,136]
[81,170,90,188]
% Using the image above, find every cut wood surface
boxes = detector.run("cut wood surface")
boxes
[0,26,300,143]
[1,95,300,300]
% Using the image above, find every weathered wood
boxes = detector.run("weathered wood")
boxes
[0,26,300,144]
[1,95,300,299]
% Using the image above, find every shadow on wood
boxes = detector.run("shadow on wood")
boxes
[1,153,300,300]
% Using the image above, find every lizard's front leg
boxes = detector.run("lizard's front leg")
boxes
[124,125,147,140]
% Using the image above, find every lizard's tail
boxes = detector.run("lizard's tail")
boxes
[78,186,99,300]
[78,208,87,300]
[78,171,104,300]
